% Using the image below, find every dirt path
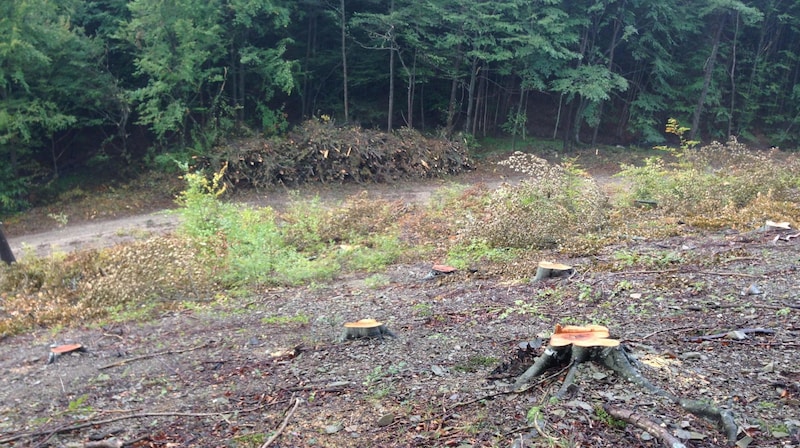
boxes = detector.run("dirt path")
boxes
[6,166,532,258]
[6,156,624,259]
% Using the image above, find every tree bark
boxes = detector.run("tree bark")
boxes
[464,57,479,135]
[689,15,726,142]
[340,0,349,123]
[445,46,463,138]
[387,0,395,132]
[0,223,15,265]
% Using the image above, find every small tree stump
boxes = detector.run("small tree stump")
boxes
[341,319,396,341]
[532,261,572,282]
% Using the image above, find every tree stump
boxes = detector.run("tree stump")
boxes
[532,261,572,282]
[341,319,396,341]
[510,325,737,444]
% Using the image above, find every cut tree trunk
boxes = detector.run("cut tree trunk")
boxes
[511,343,737,443]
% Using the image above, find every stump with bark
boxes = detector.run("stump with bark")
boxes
[341,319,396,341]
[510,324,737,445]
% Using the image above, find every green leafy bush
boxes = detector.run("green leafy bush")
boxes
[617,137,800,228]
[464,152,608,249]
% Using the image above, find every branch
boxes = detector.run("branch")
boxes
[98,342,210,370]
[0,404,272,445]
[602,404,686,448]
[261,397,302,448]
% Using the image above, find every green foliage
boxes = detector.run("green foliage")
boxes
[176,166,405,287]
[261,314,310,325]
[446,239,517,270]
[618,132,800,228]
[526,406,543,425]
[464,152,607,249]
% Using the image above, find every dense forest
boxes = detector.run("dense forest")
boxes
[2,0,800,209]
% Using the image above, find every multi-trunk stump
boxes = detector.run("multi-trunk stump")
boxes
[510,324,737,446]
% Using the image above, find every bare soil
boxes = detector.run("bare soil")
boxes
[1,151,799,448]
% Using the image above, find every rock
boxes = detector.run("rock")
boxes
[376,413,395,427]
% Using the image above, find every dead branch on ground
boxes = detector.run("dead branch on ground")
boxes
[603,404,686,448]
[97,341,210,370]
[261,397,302,448]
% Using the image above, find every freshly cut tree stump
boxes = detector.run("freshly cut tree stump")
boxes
[532,261,573,282]
[341,319,397,341]
[510,324,737,444]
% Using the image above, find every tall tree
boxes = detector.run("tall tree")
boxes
[688,0,762,141]
[1,0,121,208]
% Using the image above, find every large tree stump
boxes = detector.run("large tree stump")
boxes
[511,326,737,444]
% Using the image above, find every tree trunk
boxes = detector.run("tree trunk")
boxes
[464,57,480,135]
[0,224,15,265]
[406,51,416,129]
[387,0,395,132]
[445,46,463,138]
[302,10,318,119]
[728,12,740,138]
[592,8,623,147]
[689,15,726,142]
[340,0,349,123]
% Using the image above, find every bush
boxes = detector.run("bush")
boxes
[617,138,800,228]
[463,152,608,249]
[0,236,211,337]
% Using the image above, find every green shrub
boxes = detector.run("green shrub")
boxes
[617,138,800,227]
[464,152,607,249]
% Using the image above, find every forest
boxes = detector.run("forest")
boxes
[2,0,800,210]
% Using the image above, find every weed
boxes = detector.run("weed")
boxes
[453,355,499,373]
[618,129,800,229]
[594,406,626,429]
[48,212,69,227]
[499,300,542,320]
[576,283,596,302]
[62,394,93,417]
[232,432,266,447]
[412,302,434,318]
[526,405,543,424]
[261,314,310,325]
[446,238,517,269]
[464,152,607,249]
[363,362,407,399]
[364,273,391,288]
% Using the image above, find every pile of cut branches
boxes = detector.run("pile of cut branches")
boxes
[197,120,473,189]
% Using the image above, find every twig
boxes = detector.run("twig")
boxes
[684,327,774,342]
[640,325,695,340]
[607,268,680,276]
[607,268,762,278]
[602,404,686,448]
[98,341,210,370]
[0,404,272,444]
[261,397,302,448]
[695,270,761,278]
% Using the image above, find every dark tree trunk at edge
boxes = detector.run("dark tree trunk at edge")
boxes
[0,224,15,265]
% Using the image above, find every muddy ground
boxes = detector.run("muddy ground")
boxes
[1,152,799,448]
